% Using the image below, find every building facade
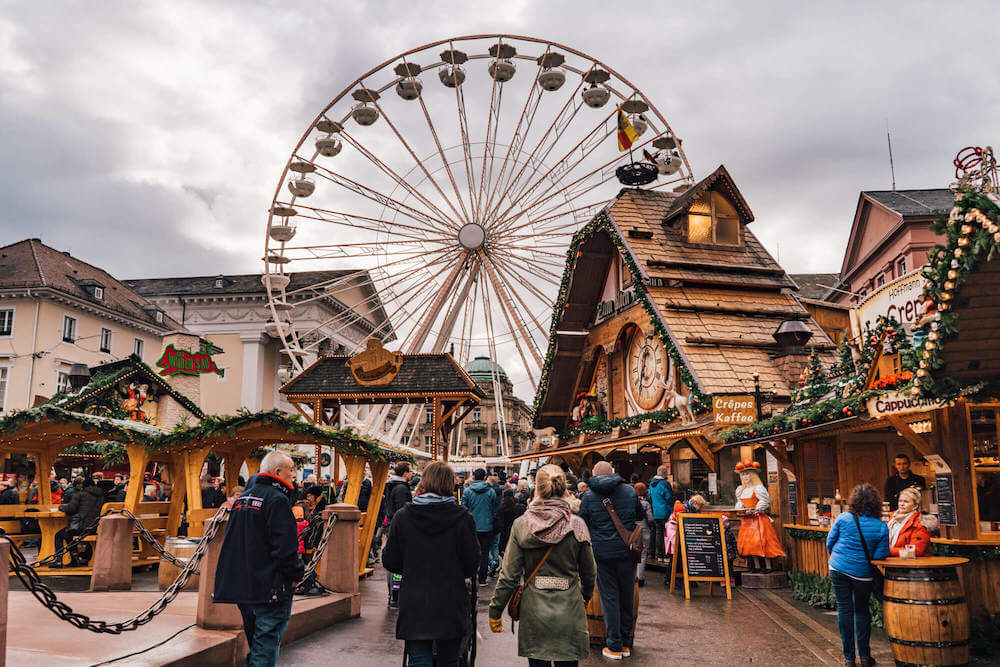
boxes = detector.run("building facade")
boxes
[0,239,182,412]
[400,356,532,464]
[126,271,388,416]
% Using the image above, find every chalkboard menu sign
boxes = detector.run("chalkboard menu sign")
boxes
[787,481,799,520]
[669,513,732,600]
[935,473,957,526]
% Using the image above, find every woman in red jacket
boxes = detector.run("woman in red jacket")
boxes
[887,487,930,557]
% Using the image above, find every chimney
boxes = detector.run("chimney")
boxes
[155,332,203,428]
[772,320,813,387]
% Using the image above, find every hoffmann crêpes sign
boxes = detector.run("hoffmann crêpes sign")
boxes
[851,269,924,338]
[713,395,757,425]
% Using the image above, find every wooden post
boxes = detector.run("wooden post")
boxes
[166,453,187,536]
[89,514,133,591]
[432,397,442,460]
[246,457,261,478]
[196,516,242,630]
[318,505,361,594]
[357,460,390,573]
[182,447,211,537]
[222,449,242,498]
[35,449,55,506]
[123,443,150,512]
[340,455,366,507]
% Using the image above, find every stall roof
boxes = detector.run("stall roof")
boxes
[280,353,486,401]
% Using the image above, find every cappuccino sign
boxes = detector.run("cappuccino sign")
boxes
[713,395,757,425]
[852,269,924,338]
[867,391,943,418]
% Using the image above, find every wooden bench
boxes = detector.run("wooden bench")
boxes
[83,501,172,568]
[0,504,47,547]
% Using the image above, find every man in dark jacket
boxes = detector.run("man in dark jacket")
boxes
[648,465,674,561]
[461,468,498,585]
[384,462,413,521]
[0,480,18,504]
[214,451,303,667]
[579,461,644,659]
[52,477,104,567]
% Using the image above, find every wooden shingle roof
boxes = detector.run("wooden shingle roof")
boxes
[280,353,486,400]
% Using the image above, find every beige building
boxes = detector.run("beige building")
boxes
[0,239,183,412]
[126,271,390,417]
[402,357,531,467]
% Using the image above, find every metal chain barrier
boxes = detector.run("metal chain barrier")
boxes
[294,511,338,595]
[27,508,115,568]
[3,507,230,633]
[119,509,192,571]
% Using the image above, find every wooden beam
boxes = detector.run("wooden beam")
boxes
[686,436,717,472]
[759,441,793,472]
[341,455,366,507]
[123,444,150,513]
[886,414,938,459]
[290,400,312,421]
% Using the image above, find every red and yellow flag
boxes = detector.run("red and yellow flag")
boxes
[617,105,638,152]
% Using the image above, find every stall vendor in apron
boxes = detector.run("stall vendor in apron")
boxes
[734,461,786,572]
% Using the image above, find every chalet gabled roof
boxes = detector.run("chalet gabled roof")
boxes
[52,355,205,420]
[531,184,834,430]
[661,164,754,226]
[280,353,486,399]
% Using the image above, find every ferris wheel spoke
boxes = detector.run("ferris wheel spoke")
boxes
[481,74,588,228]
[479,58,545,225]
[484,261,550,338]
[474,51,505,222]
[492,250,563,287]
[494,198,610,238]
[413,83,473,223]
[482,264,538,393]
[358,86,471,227]
[400,251,469,354]
[332,130,460,231]
[488,107,617,234]
[480,254,543,366]
[307,161,455,233]
[281,237,452,253]
[490,256,557,323]
[492,132,662,233]
[281,201,451,242]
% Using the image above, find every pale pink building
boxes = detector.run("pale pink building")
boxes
[826,189,954,305]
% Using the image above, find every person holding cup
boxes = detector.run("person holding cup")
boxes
[887,487,930,557]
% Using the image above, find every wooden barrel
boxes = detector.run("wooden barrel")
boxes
[158,538,200,590]
[881,558,970,666]
[585,582,640,645]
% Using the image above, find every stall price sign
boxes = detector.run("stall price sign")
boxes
[669,513,732,600]
[935,473,957,526]
[787,480,799,520]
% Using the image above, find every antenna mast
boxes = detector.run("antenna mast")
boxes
[886,119,896,191]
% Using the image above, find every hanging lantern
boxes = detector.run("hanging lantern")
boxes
[944,281,955,290]
[961,224,972,235]
[955,248,964,257]
[948,270,958,280]
[958,237,969,247]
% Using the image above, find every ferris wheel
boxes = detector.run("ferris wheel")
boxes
[263,34,694,458]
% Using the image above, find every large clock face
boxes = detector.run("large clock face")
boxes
[627,330,669,411]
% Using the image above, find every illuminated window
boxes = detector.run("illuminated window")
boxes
[686,191,740,246]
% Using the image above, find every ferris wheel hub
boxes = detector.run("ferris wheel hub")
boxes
[458,222,487,250]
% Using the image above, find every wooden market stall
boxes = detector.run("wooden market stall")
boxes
[280,338,482,573]
[720,182,1000,626]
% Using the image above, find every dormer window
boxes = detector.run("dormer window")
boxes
[213,275,231,289]
[142,304,165,324]
[686,191,740,246]
[77,279,106,301]
[93,286,104,300]
[154,310,164,323]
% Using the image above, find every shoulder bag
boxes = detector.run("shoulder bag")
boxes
[602,497,644,564]
[851,513,884,600]
[507,545,554,622]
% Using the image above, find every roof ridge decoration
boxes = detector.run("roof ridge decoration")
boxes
[531,208,708,422]
[346,338,404,386]
[660,164,754,226]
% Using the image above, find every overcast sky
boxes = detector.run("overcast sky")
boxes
[2,1,994,278]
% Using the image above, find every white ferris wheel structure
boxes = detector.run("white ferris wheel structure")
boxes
[263,34,694,460]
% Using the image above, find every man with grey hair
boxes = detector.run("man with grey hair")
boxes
[214,451,303,666]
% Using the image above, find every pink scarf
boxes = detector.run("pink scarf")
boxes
[522,497,590,544]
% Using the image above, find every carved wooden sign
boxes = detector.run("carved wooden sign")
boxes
[345,338,403,386]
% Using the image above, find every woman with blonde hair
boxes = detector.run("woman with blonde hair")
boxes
[488,464,596,667]
[734,461,786,572]
[887,487,930,557]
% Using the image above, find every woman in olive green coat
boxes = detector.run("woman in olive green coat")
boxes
[488,465,597,665]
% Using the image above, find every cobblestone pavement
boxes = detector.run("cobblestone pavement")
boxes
[278,565,896,666]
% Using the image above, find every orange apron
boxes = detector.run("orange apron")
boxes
[737,492,787,559]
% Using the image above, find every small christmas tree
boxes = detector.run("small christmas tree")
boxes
[799,352,832,402]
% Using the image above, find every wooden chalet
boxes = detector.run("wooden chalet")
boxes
[515,165,835,503]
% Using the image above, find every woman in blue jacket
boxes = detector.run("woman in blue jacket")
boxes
[826,484,889,667]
